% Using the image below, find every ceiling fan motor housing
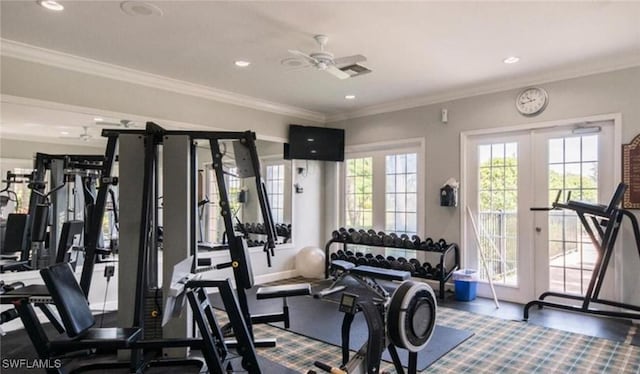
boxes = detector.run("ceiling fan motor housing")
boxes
[310,52,334,69]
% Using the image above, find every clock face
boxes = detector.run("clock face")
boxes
[516,88,548,116]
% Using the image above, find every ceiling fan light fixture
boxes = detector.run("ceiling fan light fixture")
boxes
[503,56,520,64]
[234,60,251,67]
[345,95,356,100]
[38,0,64,11]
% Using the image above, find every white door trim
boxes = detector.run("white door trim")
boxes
[460,113,622,302]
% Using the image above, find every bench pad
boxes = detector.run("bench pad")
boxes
[351,265,410,282]
[256,283,311,299]
[331,260,355,271]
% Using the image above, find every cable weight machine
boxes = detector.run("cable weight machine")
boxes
[525,183,640,321]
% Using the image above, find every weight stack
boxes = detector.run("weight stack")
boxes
[144,288,163,339]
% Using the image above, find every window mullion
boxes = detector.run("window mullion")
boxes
[372,154,386,231]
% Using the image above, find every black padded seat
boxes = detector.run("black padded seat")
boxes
[40,263,142,349]
[351,265,411,282]
[49,327,142,353]
[0,259,29,272]
[331,260,355,271]
[256,283,311,300]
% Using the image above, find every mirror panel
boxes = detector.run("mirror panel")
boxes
[199,139,293,248]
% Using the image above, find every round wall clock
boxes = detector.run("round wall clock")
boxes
[516,87,548,117]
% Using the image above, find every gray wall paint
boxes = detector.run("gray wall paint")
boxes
[329,66,640,303]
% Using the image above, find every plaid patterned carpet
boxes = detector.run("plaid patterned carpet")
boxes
[219,277,640,373]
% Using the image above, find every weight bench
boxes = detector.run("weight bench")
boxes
[254,283,311,329]
[315,260,410,299]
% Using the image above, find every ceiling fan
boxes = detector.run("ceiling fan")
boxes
[288,35,371,80]
[94,119,139,128]
[60,126,93,142]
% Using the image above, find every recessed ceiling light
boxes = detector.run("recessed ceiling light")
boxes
[94,117,104,122]
[307,138,315,142]
[345,95,356,100]
[234,60,251,67]
[120,1,163,16]
[38,0,64,11]
[310,150,317,154]
[503,56,520,64]
[60,131,70,135]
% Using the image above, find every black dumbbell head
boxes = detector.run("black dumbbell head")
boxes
[351,231,362,243]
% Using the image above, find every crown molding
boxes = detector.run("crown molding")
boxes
[1,39,326,123]
[326,54,640,123]
[3,39,639,125]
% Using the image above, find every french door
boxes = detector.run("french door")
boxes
[466,121,615,303]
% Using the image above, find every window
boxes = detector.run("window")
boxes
[204,165,242,243]
[345,157,373,228]
[477,142,518,285]
[547,135,598,294]
[385,153,418,235]
[341,143,423,237]
[227,167,242,215]
[265,164,285,223]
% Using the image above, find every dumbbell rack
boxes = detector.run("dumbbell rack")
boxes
[236,222,292,246]
[324,234,460,299]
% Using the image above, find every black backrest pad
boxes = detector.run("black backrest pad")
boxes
[3,213,27,254]
[40,263,95,338]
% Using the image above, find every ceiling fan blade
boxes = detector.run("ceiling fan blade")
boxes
[288,49,319,64]
[333,54,366,66]
[326,65,350,80]
[95,121,121,127]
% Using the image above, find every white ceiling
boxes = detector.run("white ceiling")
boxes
[1,1,640,117]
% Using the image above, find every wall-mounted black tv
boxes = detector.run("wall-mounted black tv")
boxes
[287,124,345,162]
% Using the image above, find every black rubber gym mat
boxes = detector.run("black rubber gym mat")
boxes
[210,278,474,371]
[279,290,473,371]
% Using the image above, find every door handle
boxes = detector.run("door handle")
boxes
[535,227,542,233]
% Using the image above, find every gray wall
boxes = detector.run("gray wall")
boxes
[329,66,640,304]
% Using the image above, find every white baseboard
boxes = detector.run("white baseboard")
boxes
[254,269,299,285]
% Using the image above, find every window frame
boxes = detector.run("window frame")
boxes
[339,139,425,235]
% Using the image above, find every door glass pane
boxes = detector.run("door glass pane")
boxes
[477,142,518,286]
[548,135,598,294]
[385,153,418,235]
[345,157,373,228]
